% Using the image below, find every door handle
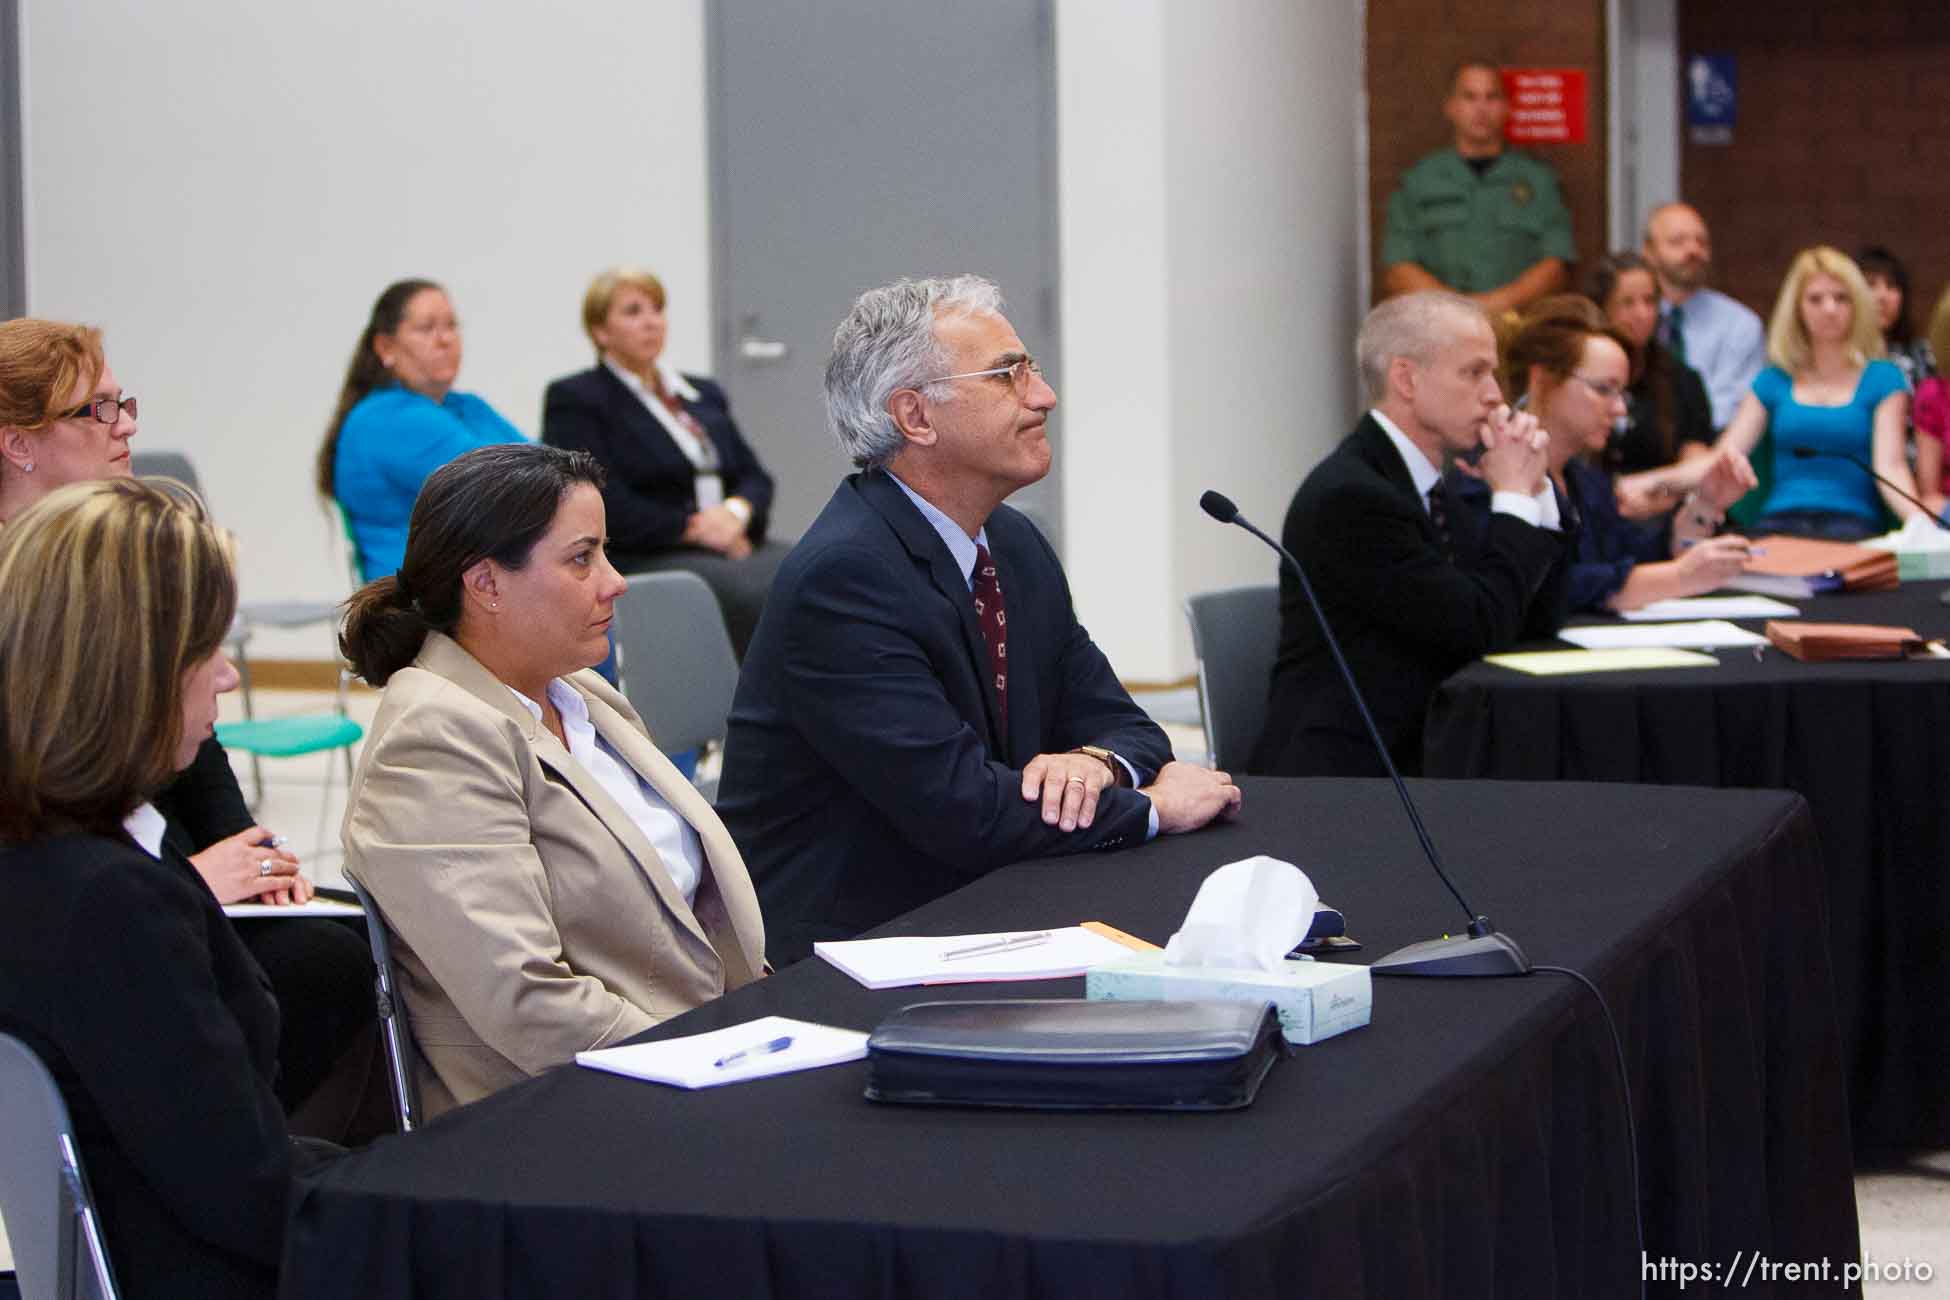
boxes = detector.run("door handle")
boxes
[738,336,789,363]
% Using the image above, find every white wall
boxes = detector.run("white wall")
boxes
[1057,0,1363,682]
[21,0,1362,680]
[21,0,713,654]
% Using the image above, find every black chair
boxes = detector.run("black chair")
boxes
[1182,584,1279,770]
[340,876,423,1134]
[0,1034,122,1300]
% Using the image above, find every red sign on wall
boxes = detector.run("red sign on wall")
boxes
[1501,68,1588,145]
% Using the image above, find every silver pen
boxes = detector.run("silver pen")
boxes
[939,931,1052,961]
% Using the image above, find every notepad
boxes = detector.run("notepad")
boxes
[815,926,1137,990]
[223,898,364,919]
[575,1016,868,1089]
[1619,595,1800,622]
[1559,620,1767,650]
[1484,648,1720,676]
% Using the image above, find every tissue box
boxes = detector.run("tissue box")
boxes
[1863,533,1950,579]
[1085,950,1371,1045]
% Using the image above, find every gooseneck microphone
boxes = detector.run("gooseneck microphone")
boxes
[1788,446,1946,530]
[1198,490,1528,977]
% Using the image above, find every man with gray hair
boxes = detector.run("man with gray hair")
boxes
[1250,290,1570,777]
[718,275,1240,965]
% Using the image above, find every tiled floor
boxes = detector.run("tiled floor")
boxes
[3,684,1944,1291]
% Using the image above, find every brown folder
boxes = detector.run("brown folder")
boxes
[1764,620,1923,662]
[1744,536,1900,592]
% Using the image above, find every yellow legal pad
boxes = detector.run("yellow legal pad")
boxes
[1483,647,1720,676]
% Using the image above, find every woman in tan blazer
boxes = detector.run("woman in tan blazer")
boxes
[340,442,764,1117]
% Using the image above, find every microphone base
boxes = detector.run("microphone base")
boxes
[1371,931,1532,978]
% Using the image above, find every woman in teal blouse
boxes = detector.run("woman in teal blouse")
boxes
[1692,248,1918,540]
[315,280,524,579]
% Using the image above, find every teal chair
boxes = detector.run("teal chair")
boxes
[214,502,367,852]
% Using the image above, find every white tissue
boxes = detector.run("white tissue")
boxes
[1895,513,1950,549]
[1162,855,1319,972]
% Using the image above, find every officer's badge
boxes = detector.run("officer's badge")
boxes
[1511,180,1534,206]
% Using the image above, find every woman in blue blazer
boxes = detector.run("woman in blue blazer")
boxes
[541,267,787,655]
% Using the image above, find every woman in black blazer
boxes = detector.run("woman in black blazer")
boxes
[0,478,334,1298]
[541,267,788,656]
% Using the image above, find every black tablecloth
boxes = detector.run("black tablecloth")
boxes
[1427,581,1950,1149]
[282,779,1857,1300]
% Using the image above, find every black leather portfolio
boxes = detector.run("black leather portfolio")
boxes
[864,999,1289,1111]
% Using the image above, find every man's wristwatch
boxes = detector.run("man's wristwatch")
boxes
[1072,745,1128,787]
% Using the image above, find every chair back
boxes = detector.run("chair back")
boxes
[613,571,740,756]
[340,876,423,1134]
[1183,583,1280,770]
[128,450,203,500]
[0,1034,122,1300]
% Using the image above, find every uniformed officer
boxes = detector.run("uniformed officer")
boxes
[1381,61,1575,317]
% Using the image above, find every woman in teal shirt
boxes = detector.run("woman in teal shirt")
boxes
[315,280,525,579]
[1707,248,1918,540]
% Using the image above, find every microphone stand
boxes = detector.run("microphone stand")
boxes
[1198,490,1529,977]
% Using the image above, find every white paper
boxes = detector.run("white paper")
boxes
[1559,620,1767,650]
[1163,856,1318,972]
[223,898,364,919]
[1619,595,1800,622]
[575,1015,867,1089]
[813,926,1134,989]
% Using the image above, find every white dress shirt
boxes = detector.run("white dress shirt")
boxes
[1660,287,1767,431]
[511,678,705,905]
[123,802,167,859]
[1371,409,1560,531]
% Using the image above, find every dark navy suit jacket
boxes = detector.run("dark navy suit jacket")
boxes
[541,366,776,558]
[718,471,1172,964]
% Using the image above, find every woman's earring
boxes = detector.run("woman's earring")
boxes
[20,461,32,473]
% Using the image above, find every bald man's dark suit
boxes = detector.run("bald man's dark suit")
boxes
[1250,414,1571,777]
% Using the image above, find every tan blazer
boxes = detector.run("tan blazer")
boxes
[342,632,764,1116]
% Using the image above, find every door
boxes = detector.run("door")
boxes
[1,0,24,317]
[708,0,1062,546]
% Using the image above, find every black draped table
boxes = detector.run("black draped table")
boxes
[1427,580,1950,1149]
[283,779,1857,1300]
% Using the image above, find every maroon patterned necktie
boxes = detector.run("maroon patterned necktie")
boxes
[970,543,1008,734]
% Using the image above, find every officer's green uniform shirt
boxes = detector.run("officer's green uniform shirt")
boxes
[1381,149,1576,293]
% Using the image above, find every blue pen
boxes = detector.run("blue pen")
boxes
[713,1035,794,1070]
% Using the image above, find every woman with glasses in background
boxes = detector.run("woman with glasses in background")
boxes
[317,279,525,581]
[541,267,785,657]
[1470,295,1756,612]
[0,318,380,1142]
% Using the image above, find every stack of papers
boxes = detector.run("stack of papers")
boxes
[1484,648,1720,676]
[1558,620,1767,650]
[575,1015,868,1089]
[1619,595,1800,622]
[223,898,364,919]
[814,925,1137,989]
